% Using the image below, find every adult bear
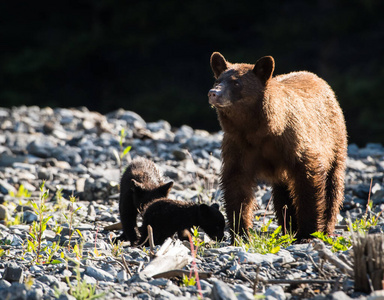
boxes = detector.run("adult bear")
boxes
[208,52,347,242]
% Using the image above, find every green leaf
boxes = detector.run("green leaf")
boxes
[269,246,280,254]
[76,229,83,238]
[48,259,62,265]
[121,146,132,158]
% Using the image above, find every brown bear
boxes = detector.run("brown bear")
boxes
[138,199,225,246]
[118,157,173,244]
[208,52,347,242]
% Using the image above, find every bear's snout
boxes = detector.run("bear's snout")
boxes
[208,88,222,106]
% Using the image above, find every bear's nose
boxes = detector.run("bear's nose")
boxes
[208,89,221,100]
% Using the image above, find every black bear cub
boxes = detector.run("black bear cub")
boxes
[138,199,225,246]
[118,157,173,244]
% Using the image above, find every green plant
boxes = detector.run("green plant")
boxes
[348,216,379,234]
[28,182,52,263]
[58,265,106,300]
[9,184,31,198]
[181,274,197,287]
[112,128,132,174]
[63,195,83,251]
[234,225,296,254]
[311,232,351,252]
[110,237,123,258]
[44,241,63,265]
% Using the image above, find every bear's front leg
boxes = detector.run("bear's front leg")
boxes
[221,142,256,244]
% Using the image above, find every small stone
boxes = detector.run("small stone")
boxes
[265,285,286,300]
[3,262,24,283]
[23,210,38,223]
[117,270,128,283]
[328,291,352,300]
[211,279,237,300]
[367,290,384,300]
[57,294,77,300]
[85,266,115,282]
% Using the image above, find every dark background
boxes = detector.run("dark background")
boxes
[1,0,383,146]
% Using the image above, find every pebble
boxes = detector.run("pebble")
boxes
[0,106,383,299]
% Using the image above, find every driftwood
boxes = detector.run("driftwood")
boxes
[312,240,354,276]
[139,238,192,278]
[153,269,212,279]
[104,222,122,231]
[352,233,384,293]
[260,278,336,285]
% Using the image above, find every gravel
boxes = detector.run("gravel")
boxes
[0,106,383,299]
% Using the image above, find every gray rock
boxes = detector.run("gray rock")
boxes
[265,285,286,300]
[85,266,115,282]
[3,262,24,283]
[23,211,38,223]
[51,146,82,165]
[327,291,352,300]
[0,279,12,288]
[0,283,28,300]
[27,137,57,158]
[0,179,17,194]
[367,290,384,300]
[211,279,237,300]
[57,295,77,300]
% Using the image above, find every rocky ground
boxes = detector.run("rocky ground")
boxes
[0,106,384,300]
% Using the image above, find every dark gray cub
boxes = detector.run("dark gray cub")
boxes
[118,157,173,244]
[138,198,225,246]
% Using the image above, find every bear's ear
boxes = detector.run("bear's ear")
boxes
[210,203,220,210]
[210,52,228,78]
[130,179,145,192]
[157,181,174,196]
[253,56,275,84]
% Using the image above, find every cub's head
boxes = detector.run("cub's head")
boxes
[208,52,275,108]
[130,179,173,210]
[199,203,225,241]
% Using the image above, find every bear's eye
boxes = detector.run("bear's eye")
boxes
[232,80,240,87]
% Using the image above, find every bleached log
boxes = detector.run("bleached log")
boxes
[139,238,192,278]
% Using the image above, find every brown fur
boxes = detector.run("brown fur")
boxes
[138,199,225,246]
[208,52,347,242]
[118,157,173,244]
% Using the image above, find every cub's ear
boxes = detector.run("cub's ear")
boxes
[130,179,145,192]
[157,181,174,196]
[210,52,228,79]
[210,203,220,210]
[253,56,275,84]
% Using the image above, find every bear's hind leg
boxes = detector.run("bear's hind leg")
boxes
[272,184,297,234]
[290,160,327,241]
[324,156,346,235]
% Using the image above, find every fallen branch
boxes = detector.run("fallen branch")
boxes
[152,269,212,279]
[312,240,354,276]
[104,222,122,231]
[259,278,336,285]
